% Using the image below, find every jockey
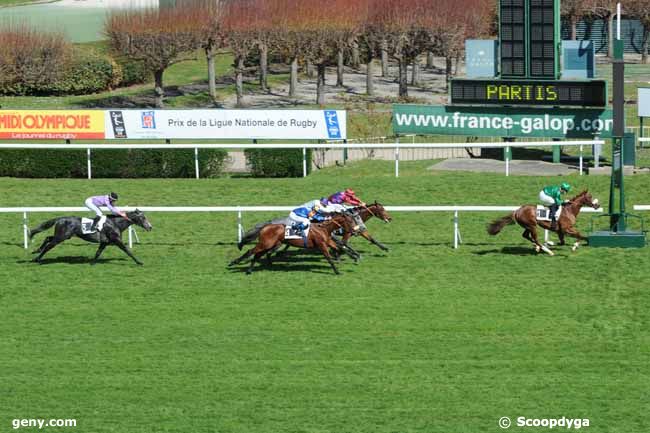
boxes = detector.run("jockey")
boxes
[84,192,128,231]
[289,197,331,235]
[538,182,571,229]
[328,188,365,208]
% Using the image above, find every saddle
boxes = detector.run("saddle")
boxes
[81,216,106,234]
[536,205,561,221]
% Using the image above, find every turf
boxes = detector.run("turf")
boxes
[1,161,649,432]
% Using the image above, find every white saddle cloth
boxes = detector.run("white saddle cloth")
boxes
[284,225,310,240]
[81,216,106,234]
[536,205,561,221]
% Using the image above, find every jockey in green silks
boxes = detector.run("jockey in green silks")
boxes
[538,182,571,230]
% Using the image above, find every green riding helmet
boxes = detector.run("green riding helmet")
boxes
[560,182,571,192]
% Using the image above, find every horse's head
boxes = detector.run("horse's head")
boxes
[368,201,392,223]
[572,190,600,210]
[128,209,153,231]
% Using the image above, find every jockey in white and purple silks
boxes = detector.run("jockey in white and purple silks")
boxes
[84,192,128,231]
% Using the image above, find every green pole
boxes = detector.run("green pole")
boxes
[640,117,644,148]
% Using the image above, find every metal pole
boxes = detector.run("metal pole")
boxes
[23,211,29,249]
[194,147,200,179]
[453,210,459,249]
[579,144,584,175]
[505,146,510,176]
[237,210,243,243]
[617,3,621,40]
[128,226,133,248]
[640,117,644,147]
[87,148,92,179]
[302,147,307,178]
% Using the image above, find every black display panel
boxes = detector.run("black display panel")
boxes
[450,79,607,107]
[529,0,556,77]
[500,0,526,77]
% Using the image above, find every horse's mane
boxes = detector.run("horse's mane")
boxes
[569,190,589,201]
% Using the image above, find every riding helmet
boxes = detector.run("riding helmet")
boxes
[560,182,571,192]
[109,192,119,201]
[320,197,329,206]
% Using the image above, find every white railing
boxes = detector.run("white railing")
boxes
[0,140,605,178]
[633,205,650,211]
[0,205,604,251]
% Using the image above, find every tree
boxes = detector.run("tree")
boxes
[200,0,226,104]
[585,0,618,57]
[626,0,650,63]
[562,0,588,40]
[106,5,210,108]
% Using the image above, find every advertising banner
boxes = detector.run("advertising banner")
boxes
[104,109,346,140]
[392,104,613,139]
[0,110,105,139]
[638,88,650,118]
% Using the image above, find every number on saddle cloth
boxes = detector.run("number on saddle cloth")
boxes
[285,222,309,240]
[535,205,561,221]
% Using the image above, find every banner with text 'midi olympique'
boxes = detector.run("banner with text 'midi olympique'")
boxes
[104,109,346,140]
[0,110,105,139]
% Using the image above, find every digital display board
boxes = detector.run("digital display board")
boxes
[500,0,526,77]
[529,0,556,77]
[450,79,607,107]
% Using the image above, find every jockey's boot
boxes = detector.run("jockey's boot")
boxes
[549,204,559,230]
[91,216,101,231]
[292,222,305,236]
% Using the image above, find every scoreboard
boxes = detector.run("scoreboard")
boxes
[451,79,607,107]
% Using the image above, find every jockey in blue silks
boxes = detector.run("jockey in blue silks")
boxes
[288,197,332,235]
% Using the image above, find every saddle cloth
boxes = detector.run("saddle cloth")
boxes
[284,225,310,240]
[81,216,106,234]
[536,205,561,221]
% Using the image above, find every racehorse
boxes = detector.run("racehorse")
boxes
[228,212,357,275]
[29,210,153,265]
[487,190,600,255]
[237,201,391,252]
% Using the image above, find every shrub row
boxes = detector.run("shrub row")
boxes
[244,148,313,177]
[0,149,227,178]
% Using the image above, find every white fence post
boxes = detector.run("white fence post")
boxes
[23,211,29,249]
[87,148,92,179]
[194,147,200,179]
[237,209,243,243]
[395,137,400,178]
[579,144,584,175]
[505,146,510,177]
[302,147,307,178]
[453,210,460,249]
[128,226,133,248]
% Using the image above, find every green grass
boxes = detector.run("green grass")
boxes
[1,162,649,433]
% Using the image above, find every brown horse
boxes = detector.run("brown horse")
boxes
[339,202,392,252]
[228,213,357,275]
[487,190,600,255]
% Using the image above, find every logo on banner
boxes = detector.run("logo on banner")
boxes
[324,110,341,139]
[141,111,156,129]
[109,111,127,138]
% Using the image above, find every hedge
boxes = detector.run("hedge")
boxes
[0,149,228,178]
[244,148,313,177]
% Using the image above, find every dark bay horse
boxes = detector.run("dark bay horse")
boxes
[487,190,600,255]
[229,213,357,275]
[29,210,153,265]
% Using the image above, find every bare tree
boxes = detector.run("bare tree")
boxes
[562,0,588,40]
[626,0,650,63]
[106,6,210,108]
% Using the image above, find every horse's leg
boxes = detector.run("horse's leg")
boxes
[33,236,53,254]
[359,231,389,252]
[246,250,268,275]
[229,248,256,266]
[317,241,340,275]
[530,227,554,256]
[90,242,108,265]
[330,238,360,262]
[265,244,283,265]
[112,238,144,265]
[563,227,588,252]
[32,237,64,263]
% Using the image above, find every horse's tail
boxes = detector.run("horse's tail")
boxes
[487,213,514,236]
[29,217,59,240]
[237,221,271,250]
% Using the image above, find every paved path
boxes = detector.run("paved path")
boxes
[428,158,576,176]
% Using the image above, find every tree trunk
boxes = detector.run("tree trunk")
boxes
[336,48,344,87]
[607,13,614,58]
[411,58,420,86]
[235,56,245,107]
[366,57,374,96]
[643,27,649,64]
[316,63,326,105]
[454,51,461,75]
[445,56,453,83]
[426,51,434,68]
[306,60,315,78]
[351,40,360,69]
[154,68,164,108]
[398,59,408,98]
[206,46,217,103]
[381,39,389,77]
[290,56,298,97]
[259,42,268,92]
[570,16,578,40]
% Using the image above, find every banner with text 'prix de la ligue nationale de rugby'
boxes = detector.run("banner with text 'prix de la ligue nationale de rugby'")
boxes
[104,110,347,140]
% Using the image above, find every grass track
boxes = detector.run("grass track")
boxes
[1,162,649,432]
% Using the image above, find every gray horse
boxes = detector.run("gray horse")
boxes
[29,209,152,265]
